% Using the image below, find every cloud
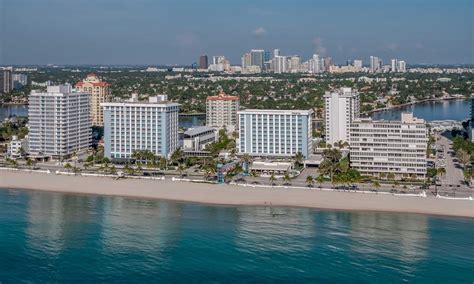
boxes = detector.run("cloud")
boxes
[312,37,327,55]
[386,43,399,51]
[252,27,267,37]
[415,43,424,49]
[175,33,199,48]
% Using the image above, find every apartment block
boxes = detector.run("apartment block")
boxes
[349,112,427,179]
[28,85,91,158]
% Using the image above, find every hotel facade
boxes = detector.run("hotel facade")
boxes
[28,85,91,158]
[75,73,111,126]
[238,109,313,158]
[102,96,179,160]
[349,112,427,179]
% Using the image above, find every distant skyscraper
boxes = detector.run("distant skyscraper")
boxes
[213,56,226,65]
[324,57,333,70]
[263,51,271,62]
[391,59,398,72]
[274,49,280,57]
[241,53,252,69]
[199,55,208,69]
[28,85,91,158]
[250,49,265,69]
[0,69,13,94]
[289,56,302,71]
[324,87,360,145]
[353,60,363,69]
[397,60,407,72]
[274,56,288,73]
[370,56,383,73]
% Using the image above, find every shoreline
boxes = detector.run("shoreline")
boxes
[1,171,472,218]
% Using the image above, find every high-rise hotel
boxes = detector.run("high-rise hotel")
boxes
[75,73,111,126]
[349,112,427,179]
[324,87,360,146]
[102,95,179,160]
[238,109,313,158]
[28,85,91,158]
[206,91,239,131]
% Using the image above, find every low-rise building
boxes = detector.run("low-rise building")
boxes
[238,109,313,158]
[7,135,29,159]
[349,112,427,179]
[182,126,216,151]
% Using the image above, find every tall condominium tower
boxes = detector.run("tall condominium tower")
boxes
[28,85,91,158]
[0,69,13,94]
[349,112,427,179]
[102,95,179,160]
[238,109,313,158]
[250,49,265,69]
[370,56,382,73]
[75,73,111,126]
[324,87,360,145]
[199,55,208,69]
[206,91,240,131]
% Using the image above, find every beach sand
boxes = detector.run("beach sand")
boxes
[1,171,473,218]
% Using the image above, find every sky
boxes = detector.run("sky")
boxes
[0,0,473,65]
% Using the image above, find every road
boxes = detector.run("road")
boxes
[435,135,465,186]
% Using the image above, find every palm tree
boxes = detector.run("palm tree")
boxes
[240,154,252,173]
[306,175,314,188]
[316,174,325,188]
[269,173,277,186]
[123,164,135,175]
[283,172,291,186]
[319,148,342,183]
[372,180,381,192]
[170,148,184,166]
[456,149,471,169]
[64,163,72,172]
[26,158,34,169]
[294,152,304,167]
[177,163,186,177]
[250,171,259,184]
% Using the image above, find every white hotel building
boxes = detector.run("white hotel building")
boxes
[28,85,91,158]
[324,87,360,145]
[102,95,179,160]
[238,109,313,158]
[349,112,428,179]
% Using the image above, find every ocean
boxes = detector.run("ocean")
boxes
[0,188,472,282]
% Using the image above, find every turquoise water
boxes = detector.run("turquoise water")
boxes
[0,188,473,282]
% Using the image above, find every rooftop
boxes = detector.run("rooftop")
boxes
[238,109,313,115]
[207,91,239,101]
[184,126,215,137]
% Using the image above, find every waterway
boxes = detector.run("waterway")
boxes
[1,99,471,124]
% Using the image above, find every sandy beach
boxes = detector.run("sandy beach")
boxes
[0,170,473,218]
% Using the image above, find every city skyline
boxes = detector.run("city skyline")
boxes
[1,0,473,65]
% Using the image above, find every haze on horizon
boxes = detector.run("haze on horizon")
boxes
[0,0,473,66]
